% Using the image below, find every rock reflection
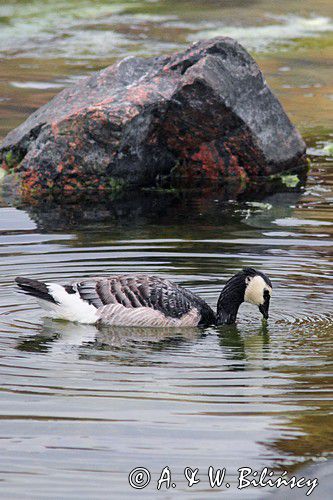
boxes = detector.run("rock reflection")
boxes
[0,177,306,233]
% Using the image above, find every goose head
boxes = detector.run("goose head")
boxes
[216,268,272,325]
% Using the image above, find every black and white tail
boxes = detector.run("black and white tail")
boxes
[15,277,98,323]
[15,277,57,304]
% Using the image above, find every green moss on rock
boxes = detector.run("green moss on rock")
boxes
[5,151,15,168]
[108,177,127,193]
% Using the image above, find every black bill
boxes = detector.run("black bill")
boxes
[259,293,270,320]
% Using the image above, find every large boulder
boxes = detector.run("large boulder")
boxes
[0,37,306,198]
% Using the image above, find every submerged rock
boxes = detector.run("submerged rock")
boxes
[0,37,306,199]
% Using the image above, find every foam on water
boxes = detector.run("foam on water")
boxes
[190,15,333,52]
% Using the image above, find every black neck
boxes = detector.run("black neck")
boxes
[216,277,245,325]
[216,299,242,325]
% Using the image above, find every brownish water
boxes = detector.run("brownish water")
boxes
[0,1,332,498]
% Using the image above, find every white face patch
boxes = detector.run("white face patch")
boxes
[244,275,272,306]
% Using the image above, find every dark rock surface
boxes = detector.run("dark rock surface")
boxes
[0,37,306,199]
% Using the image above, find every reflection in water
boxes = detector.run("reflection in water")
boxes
[17,318,204,359]
[0,173,307,229]
[16,319,98,354]
[266,318,333,474]
[16,318,276,373]
[218,322,270,364]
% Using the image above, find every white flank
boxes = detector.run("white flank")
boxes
[40,283,98,324]
[97,304,200,328]
[244,276,272,306]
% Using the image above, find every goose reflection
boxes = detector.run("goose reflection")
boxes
[16,317,204,359]
[16,315,271,366]
[217,321,270,366]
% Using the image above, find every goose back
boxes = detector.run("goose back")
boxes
[66,275,215,327]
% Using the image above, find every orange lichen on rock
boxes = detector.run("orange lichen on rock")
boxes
[191,143,225,181]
